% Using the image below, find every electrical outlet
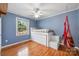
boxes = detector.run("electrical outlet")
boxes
[5,40,8,43]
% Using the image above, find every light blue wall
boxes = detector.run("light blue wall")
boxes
[78,10,79,30]
[2,12,36,46]
[37,9,79,47]
[78,10,79,41]
[1,10,79,47]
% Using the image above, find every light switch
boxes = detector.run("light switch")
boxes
[5,40,8,43]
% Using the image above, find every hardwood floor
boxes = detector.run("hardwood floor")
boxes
[1,41,30,56]
[1,40,79,56]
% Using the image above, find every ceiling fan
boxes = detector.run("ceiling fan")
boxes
[32,7,43,19]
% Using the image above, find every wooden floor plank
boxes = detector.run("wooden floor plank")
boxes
[1,40,79,56]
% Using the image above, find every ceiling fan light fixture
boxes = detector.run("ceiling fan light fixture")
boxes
[34,13,40,18]
[32,8,43,18]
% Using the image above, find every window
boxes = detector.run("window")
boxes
[16,17,29,36]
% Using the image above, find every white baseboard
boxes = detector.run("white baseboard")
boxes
[1,39,30,49]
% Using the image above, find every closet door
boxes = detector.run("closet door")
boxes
[0,3,8,48]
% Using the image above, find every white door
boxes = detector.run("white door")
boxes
[0,18,1,48]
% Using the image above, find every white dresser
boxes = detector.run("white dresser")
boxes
[48,35,60,50]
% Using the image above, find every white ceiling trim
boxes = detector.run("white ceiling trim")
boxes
[38,7,79,20]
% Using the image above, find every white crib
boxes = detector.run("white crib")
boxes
[31,28,60,50]
[31,28,49,46]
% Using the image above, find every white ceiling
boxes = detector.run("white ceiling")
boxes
[8,3,79,20]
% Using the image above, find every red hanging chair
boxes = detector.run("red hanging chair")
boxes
[62,16,74,48]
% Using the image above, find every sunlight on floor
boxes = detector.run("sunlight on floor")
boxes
[17,47,28,56]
